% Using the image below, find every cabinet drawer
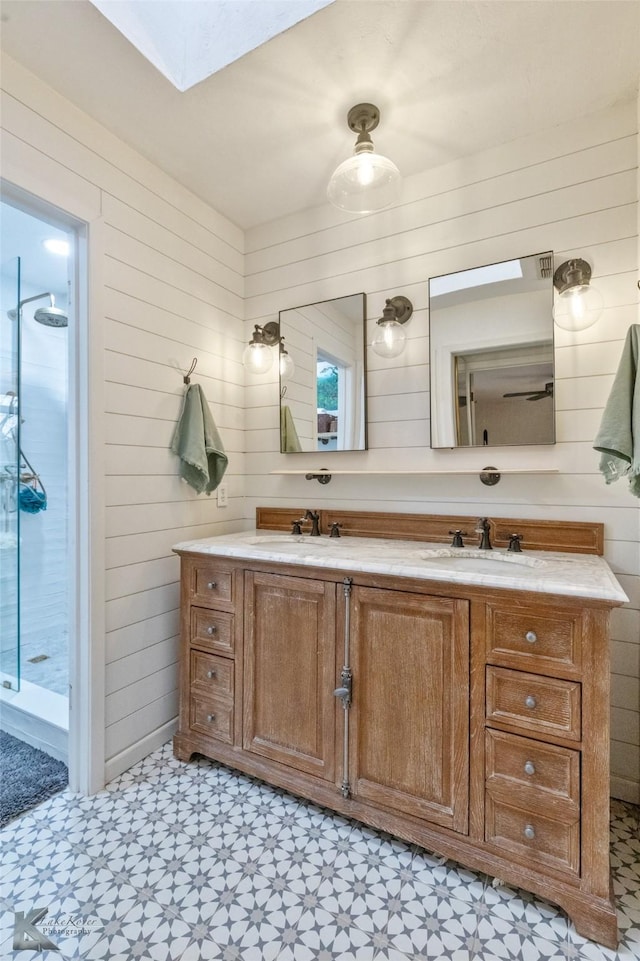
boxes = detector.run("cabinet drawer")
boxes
[486,795,580,878]
[486,604,582,677]
[190,694,233,743]
[486,667,581,741]
[191,564,235,610]
[191,608,234,656]
[190,651,234,699]
[486,729,580,805]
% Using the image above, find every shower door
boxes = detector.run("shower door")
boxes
[0,255,21,689]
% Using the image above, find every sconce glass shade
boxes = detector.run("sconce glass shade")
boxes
[328,144,401,213]
[553,258,603,332]
[243,340,274,374]
[371,320,406,358]
[279,348,295,380]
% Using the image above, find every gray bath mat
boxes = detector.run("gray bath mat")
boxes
[0,731,68,827]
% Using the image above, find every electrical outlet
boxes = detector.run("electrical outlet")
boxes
[217,482,228,508]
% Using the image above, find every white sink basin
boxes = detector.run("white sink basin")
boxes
[416,548,548,570]
[244,535,333,549]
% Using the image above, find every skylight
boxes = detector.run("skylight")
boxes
[89,0,334,92]
[430,259,523,297]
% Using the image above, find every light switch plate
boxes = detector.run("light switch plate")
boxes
[217,483,228,508]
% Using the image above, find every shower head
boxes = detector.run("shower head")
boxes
[7,292,68,327]
[34,296,68,328]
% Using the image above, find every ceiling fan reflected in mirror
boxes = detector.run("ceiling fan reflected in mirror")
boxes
[503,381,554,402]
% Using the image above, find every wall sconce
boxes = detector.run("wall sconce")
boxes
[371,295,413,358]
[553,258,603,331]
[278,337,295,380]
[243,321,295,379]
[327,103,401,214]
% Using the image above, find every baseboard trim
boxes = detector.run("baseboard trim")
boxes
[610,776,640,805]
[104,718,178,785]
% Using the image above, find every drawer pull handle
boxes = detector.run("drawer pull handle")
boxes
[206,626,217,635]
[207,581,217,590]
[524,760,536,776]
[523,824,536,840]
[206,670,216,679]
[525,631,537,644]
[207,714,216,723]
[525,695,537,709]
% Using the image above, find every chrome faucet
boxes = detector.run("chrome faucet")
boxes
[302,509,321,536]
[476,517,492,550]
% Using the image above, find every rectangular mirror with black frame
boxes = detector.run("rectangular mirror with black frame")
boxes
[279,293,367,453]
[429,252,555,449]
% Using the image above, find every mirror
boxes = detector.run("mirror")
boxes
[279,293,367,453]
[429,252,555,448]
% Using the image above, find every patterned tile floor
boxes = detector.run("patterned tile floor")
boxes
[1,743,638,960]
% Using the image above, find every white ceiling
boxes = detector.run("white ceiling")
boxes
[1,1,639,231]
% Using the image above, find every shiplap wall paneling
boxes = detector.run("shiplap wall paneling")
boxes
[244,101,639,802]
[1,55,246,781]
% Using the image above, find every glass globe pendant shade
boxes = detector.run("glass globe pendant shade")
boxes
[553,284,604,332]
[328,144,401,213]
[371,320,407,358]
[242,340,274,374]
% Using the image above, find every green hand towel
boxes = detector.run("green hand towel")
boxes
[593,324,640,498]
[171,383,228,494]
[280,405,302,452]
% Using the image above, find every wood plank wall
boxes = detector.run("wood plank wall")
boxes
[244,102,640,802]
[1,56,246,780]
[2,55,638,801]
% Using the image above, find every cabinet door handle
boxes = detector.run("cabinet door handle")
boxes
[525,631,537,644]
[206,670,216,679]
[207,581,217,590]
[206,714,216,723]
[525,695,537,709]
[524,760,536,776]
[523,824,536,840]
[207,626,217,635]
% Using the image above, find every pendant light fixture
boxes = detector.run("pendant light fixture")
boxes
[371,295,413,358]
[553,258,603,331]
[327,103,401,213]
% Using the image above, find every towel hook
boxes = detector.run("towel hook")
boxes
[183,358,198,384]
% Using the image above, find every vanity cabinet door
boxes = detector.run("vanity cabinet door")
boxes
[243,571,337,782]
[348,586,470,834]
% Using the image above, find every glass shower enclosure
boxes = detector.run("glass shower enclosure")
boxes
[1,255,21,690]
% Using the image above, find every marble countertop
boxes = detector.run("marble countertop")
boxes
[172,531,629,604]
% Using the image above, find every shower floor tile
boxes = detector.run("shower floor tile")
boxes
[0,742,638,961]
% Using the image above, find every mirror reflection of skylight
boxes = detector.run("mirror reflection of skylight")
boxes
[89,0,334,92]
[430,259,523,297]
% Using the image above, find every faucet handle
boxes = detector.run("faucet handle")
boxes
[329,522,342,538]
[508,534,523,553]
[448,530,467,548]
[291,520,303,535]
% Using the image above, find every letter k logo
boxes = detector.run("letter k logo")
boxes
[13,908,59,952]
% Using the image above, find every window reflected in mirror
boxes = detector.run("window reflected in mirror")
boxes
[279,293,367,453]
[429,252,555,449]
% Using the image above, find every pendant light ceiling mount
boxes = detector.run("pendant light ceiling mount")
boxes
[347,102,380,138]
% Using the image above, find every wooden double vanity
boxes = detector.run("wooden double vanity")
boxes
[173,509,628,948]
